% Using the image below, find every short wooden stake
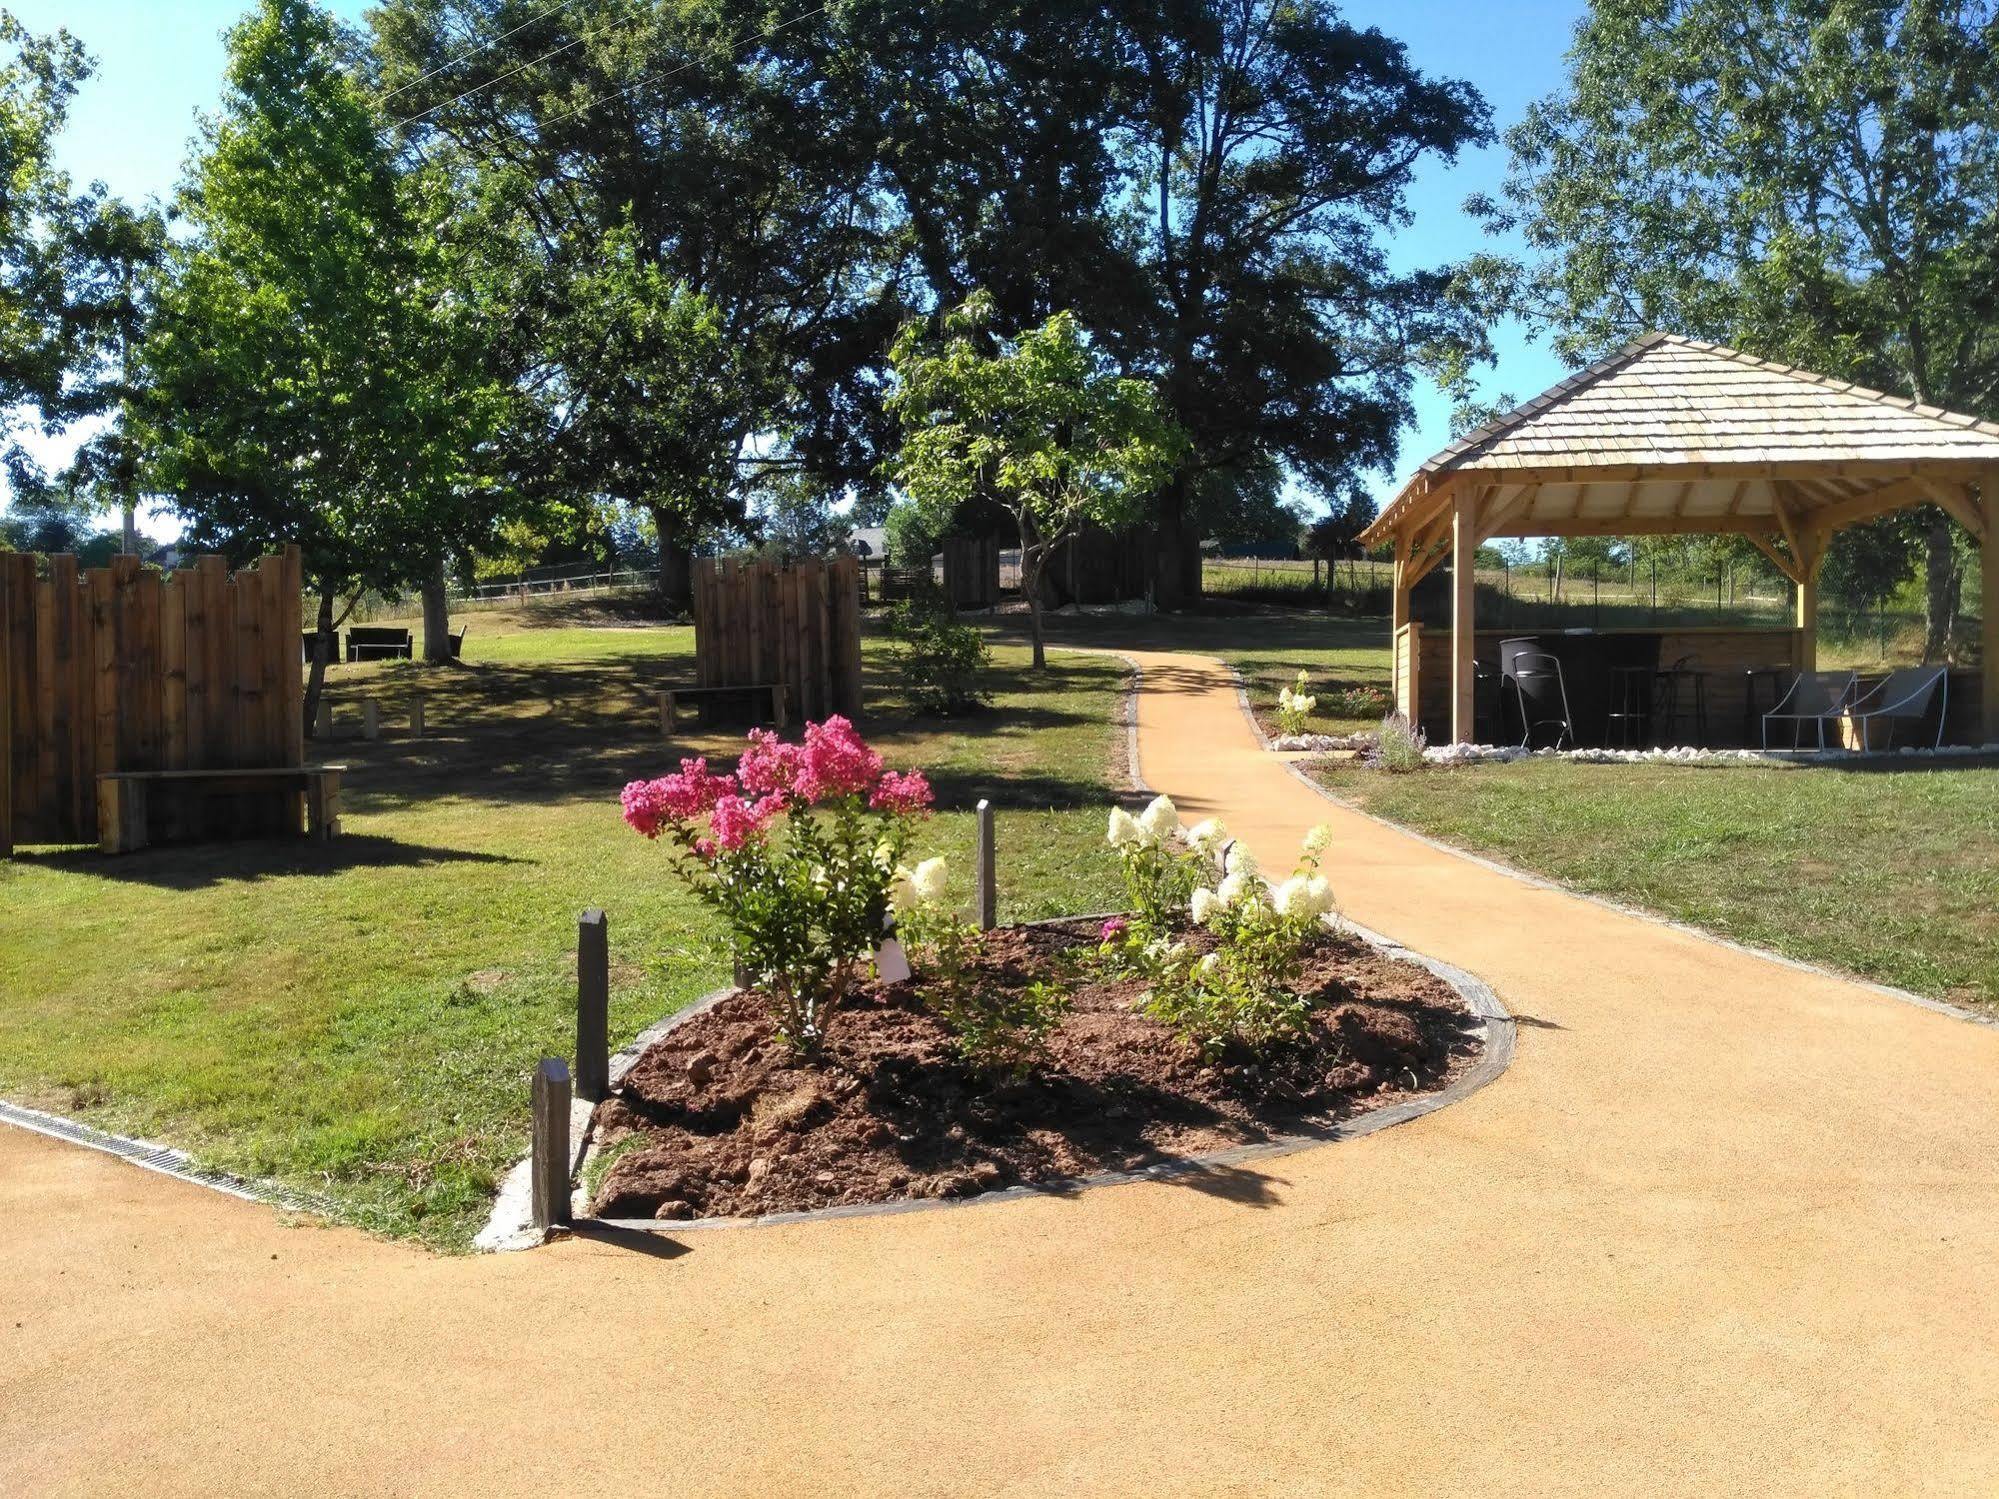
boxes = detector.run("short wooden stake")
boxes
[531,1056,572,1231]
[575,910,609,1103]
[362,699,380,741]
[659,691,678,736]
[409,696,425,739]
[975,798,997,931]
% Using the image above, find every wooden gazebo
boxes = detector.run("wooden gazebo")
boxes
[1361,334,1999,746]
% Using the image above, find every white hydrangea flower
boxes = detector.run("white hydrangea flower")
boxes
[1303,875,1334,916]
[889,869,918,911]
[1107,806,1143,847]
[1196,952,1222,978]
[1302,824,1332,856]
[1137,794,1179,842]
[1224,841,1259,878]
[1190,887,1219,926]
[1216,869,1251,908]
[1186,818,1226,857]
[1270,875,1310,918]
[910,856,949,902]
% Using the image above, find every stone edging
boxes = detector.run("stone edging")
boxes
[560,917,1513,1239]
[0,1097,337,1219]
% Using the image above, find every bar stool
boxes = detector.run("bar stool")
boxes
[1652,657,1711,747]
[1605,665,1654,748]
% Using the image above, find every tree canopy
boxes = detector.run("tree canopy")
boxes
[1481,0,1999,657]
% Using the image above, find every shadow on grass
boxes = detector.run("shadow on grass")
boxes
[18,833,522,890]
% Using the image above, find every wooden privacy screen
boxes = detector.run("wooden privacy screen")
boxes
[0,546,304,851]
[692,555,863,722]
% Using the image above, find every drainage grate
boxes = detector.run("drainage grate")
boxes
[0,1098,337,1218]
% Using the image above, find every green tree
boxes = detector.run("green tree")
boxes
[137,0,506,726]
[370,0,904,607]
[1482,0,1999,659]
[888,296,1184,669]
[48,196,167,551]
[1110,0,1493,603]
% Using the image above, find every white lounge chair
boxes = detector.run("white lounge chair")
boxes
[1762,671,1858,752]
[1837,666,1949,750]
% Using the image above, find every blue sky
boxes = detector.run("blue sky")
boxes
[7,0,1581,522]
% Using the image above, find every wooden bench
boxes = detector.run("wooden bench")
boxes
[347,626,413,662]
[658,684,788,734]
[97,766,344,855]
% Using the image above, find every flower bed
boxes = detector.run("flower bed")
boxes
[588,915,1478,1220]
[601,735,1484,1222]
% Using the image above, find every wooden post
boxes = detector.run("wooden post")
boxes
[1983,469,1999,742]
[1794,530,1821,675]
[362,699,380,741]
[575,909,609,1103]
[1451,490,1477,745]
[658,690,677,736]
[314,700,331,740]
[1390,534,1411,711]
[409,696,425,739]
[771,683,788,730]
[975,799,996,931]
[531,1056,572,1231]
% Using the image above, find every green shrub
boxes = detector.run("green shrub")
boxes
[1325,683,1393,720]
[897,892,1070,1073]
[1366,713,1428,773]
[887,599,992,715]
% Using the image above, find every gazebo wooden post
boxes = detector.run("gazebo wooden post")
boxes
[1451,488,1478,744]
[1390,533,1412,711]
[1983,468,1999,741]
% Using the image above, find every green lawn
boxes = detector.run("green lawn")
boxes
[1311,754,1999,1009]
[0,606,1127,1249]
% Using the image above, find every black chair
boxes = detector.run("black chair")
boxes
[1501,643,1575,750]
[1605,666,1654,748]
[1651,656,1711,747]
[1473,658,1504,745]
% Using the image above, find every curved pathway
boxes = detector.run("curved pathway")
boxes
[7,649,1999,1496]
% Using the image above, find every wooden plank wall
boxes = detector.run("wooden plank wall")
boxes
[940,537,1001,610]
[0,546,302,850]
[691,556,863,722]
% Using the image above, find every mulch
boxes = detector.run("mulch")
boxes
[589,919,1482,1221]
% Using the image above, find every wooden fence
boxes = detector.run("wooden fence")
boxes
[692,555,863,722]
[1,547,304,852]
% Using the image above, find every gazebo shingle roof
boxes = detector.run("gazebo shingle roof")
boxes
[1362,333,1999,546]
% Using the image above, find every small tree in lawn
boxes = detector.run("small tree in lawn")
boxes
[887,295,1184,669]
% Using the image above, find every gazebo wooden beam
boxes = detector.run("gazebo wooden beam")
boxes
[1917,477,1988,541]
[1984,468,1999,741]
[1743,532,1803,584]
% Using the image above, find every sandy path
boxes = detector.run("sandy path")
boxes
[5,648,1998,1496]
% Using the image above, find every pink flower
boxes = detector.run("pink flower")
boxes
[707,791,786,852]
[622,758,737,838]
[737,728,805,798]
[620,779,671,839]
[797,715,884,802]
[869,769,933,815]
[1099,917,1129,942]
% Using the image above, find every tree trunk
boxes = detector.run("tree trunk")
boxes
[1024,555,1048,669]
[421,563,452,665]
[1149,475,1202,610]
[304,588,336,737]
[651,504,693,611]
[1921,514,1962,662]
[121,504,137,556]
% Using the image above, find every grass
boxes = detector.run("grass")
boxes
[1310,753,1999,1009]
[0,598,1128,1249]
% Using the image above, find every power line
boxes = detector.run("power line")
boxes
[389,0,656,131]
[381,0,583,104]
[527,2,831,135]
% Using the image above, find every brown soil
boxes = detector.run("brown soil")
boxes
[589,920,1482,1222]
